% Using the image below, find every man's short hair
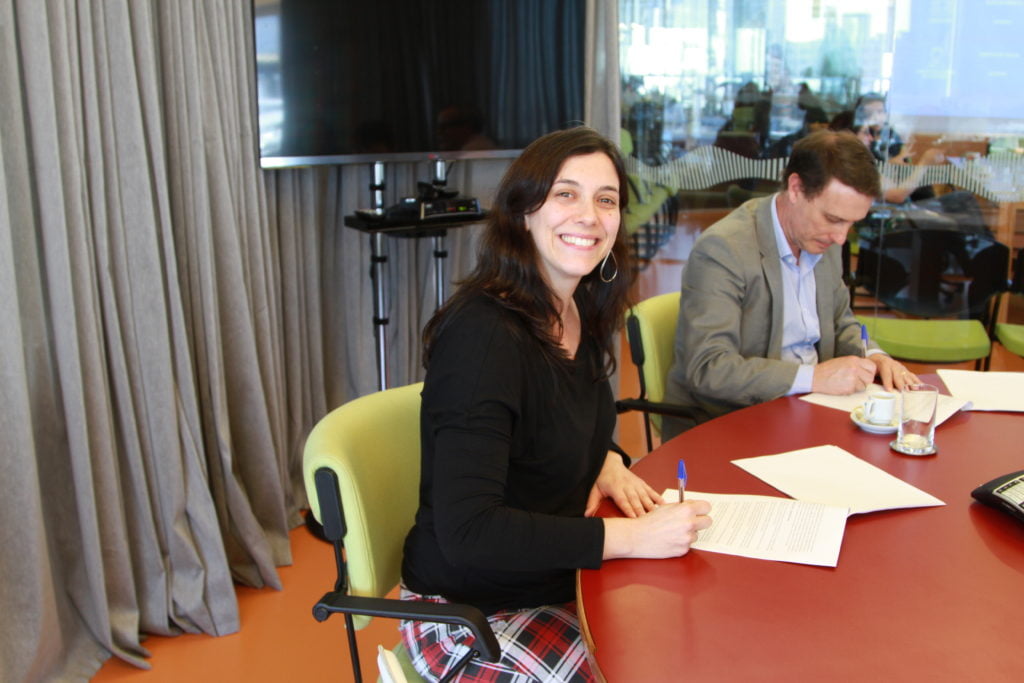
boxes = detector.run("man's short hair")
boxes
[782,130,881,199]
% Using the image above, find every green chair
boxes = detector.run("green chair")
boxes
[855,226,1009,367]
[995,320,1024,357]
[857,316,992,363]
[616,291,693,451]
[994,248,1024,358]
[304,383,499,683]
[620,128,675,234]
[620,129,679,267]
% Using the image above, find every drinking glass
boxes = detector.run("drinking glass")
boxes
[892,383,938,455]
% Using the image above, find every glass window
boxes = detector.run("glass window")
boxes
[619,0,1024,249]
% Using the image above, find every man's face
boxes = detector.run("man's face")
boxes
[783,175,874,255]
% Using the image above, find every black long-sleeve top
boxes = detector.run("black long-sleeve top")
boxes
[401,292,613,614]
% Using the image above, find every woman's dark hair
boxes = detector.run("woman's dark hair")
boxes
[423,126,634,376]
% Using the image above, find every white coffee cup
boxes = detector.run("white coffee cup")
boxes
[863,391,896,425]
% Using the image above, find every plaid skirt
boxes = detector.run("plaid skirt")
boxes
[399,587,595,683]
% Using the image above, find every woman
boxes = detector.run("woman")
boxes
[400,126,712,682]
[852,123,945,204]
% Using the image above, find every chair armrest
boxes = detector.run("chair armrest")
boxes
[615,398,695,420]
[313,592,501,663]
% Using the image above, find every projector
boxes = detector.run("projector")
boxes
[419,197,483,220]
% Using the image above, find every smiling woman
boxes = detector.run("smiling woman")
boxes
[525,151,622,332]
[424,126,635,371]
[402,126,712,681]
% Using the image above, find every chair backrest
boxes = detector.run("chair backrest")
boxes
[627,291,682,406]
[303,382,423,628]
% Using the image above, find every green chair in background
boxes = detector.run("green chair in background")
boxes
[994,248,1024,359]
[996,320,1024,358]
[620,128,676,233]
[857,316,993,364]
[303,383,500,683]
[616,291,693,452]
[620,129,679,268]
[854,226,1009,368]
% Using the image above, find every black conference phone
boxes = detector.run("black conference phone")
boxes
[971,470,1024,524]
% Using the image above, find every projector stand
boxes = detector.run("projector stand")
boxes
[346,160,484,391]
[369,231,389,392]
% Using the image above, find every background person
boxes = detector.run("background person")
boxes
[768,106,830,158]
[858,124,946,204]
[661,130,919,439]
[401,126,712,682]
[853,92,903,161]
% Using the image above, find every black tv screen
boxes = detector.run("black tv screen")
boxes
[253,0,586,168]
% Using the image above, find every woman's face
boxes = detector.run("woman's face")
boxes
[859,100,886,126]
[524,152,621,296]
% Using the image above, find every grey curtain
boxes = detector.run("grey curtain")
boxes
[0,1,609,680]
[586,0,621,140]
[1,1,298,679]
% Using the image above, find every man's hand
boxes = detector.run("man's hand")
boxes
[871,354,920,392]
[811,356,876,394]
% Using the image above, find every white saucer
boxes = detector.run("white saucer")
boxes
[850,406,898,434]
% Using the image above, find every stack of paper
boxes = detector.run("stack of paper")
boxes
[663,445,944,568]
[937,370,1024,412]
[662,489,848,567]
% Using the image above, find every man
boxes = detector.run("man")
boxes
[661,130,918,439]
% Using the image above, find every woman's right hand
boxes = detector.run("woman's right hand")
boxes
[602,499,712,560]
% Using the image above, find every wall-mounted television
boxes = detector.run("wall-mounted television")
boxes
[252,0,586,168]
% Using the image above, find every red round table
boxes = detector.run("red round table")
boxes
[578,379,1024,682]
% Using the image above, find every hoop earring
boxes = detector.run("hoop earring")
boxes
[599,250,618,283]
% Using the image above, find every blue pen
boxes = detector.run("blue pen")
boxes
[860,323,869,358]
[677,459,687,503]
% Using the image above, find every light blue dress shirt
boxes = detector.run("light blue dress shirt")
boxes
[770,195,820,395]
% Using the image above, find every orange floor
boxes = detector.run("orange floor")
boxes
[91,523,401,682]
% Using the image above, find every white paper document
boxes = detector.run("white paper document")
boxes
[732,445,945,514]
[799,383,969,426]
[937,369,1024,412]
[662,489,847,567]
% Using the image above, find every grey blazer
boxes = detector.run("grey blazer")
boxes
[662,195,873,438]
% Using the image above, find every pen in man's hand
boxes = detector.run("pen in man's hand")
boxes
[860,323,869,358]
[677,459,687,502]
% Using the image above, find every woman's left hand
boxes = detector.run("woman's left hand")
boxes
[585,452,663,518]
